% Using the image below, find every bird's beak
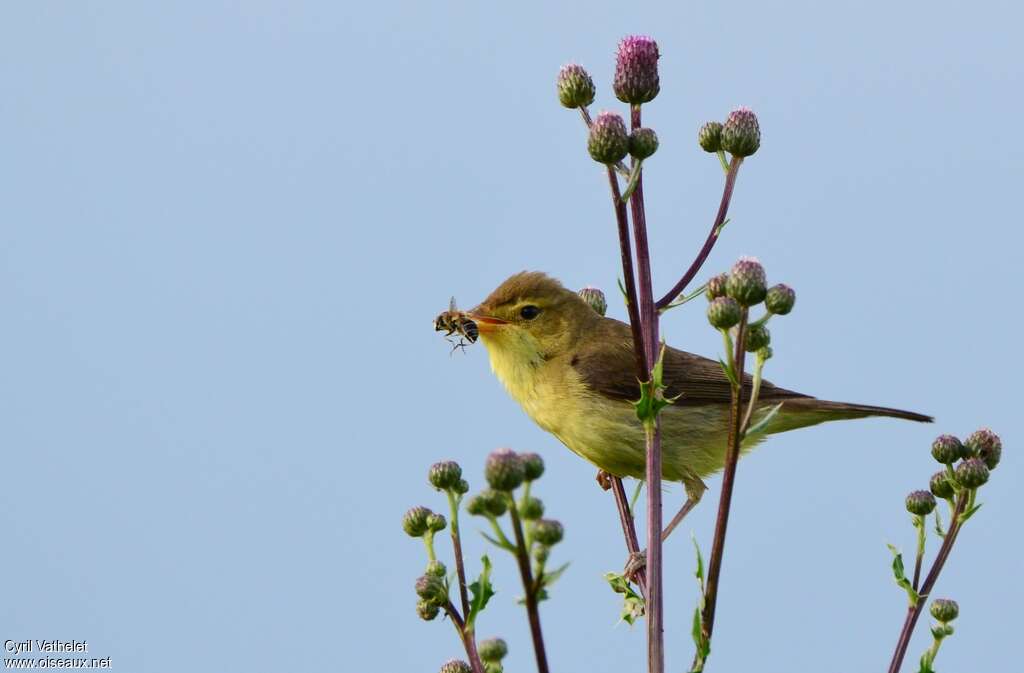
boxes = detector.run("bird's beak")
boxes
[467,310,509,335]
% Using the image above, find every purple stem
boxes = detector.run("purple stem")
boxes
[443,601,485,673]
[655,157,743,310]
[507,497,550,673]
[605,168,648,375]
[611,476,647,599]
[887,493,969,673]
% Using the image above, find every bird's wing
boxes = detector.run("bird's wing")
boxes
[571,317,809,406]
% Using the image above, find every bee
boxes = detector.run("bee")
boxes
[434,297,479,354]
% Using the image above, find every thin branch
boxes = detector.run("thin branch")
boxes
[447,492,472,618]
[443,602,485,673]
[655,157,744,310]
[508,496,550,673]
[610,475,648,599]
[605,167,648,375]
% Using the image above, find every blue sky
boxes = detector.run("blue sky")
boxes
[1,2,1019,671]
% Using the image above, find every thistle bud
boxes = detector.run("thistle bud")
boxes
[955,457,989,489]
[629,127,659,159]
[466,494,487,516]
[930,598,959,623]
[931,435,963,465]
[439,660,472,673]
[744,324,771,352]
[765,284,796,315]
[613,35,660,104]
[720,107,760,157]
[402,506,432,537]
[533,519,564,546]
[929,470,955,499]
[534,545,550,564]
[556,63,596,109]
[454,479,470,495]
[726,257,767,306]
[518,495,544,520]
[479,638,509,663]
[578,287,607,316]
[415,574,448,605]
[426,560,447,578]
[485,448,526,491]
[964,428,1001,470]
[707,296,741,330]
[428,460,463,491]
[417,599,440,621]
[426,513,447,533]
[905,490,937,516]
[698,121,723,153]
[588,111,630,164]
[481,489,509,517]
[758,346,773,362]
[705,273,729,300]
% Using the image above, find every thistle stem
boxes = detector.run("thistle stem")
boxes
[655,157,744,310]
[887,492,969,673]
[912,515,926,591]
[507,495,550,673]
[443,601,485,673]
[611,475,648,599]
[695,310,748,668]
[447,492,472,618]
[605,167,648,375]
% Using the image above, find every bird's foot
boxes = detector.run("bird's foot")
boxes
[624,549,646,581]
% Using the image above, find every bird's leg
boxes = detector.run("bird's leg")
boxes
[623,476,707,581]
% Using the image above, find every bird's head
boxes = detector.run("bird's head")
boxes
[468,272,600,365]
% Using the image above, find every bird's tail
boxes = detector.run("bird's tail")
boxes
[763,398,932,434]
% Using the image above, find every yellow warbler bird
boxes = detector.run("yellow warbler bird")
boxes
[443,271,930,516]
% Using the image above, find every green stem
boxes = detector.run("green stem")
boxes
[912,514,926,591]
[716,150,729,173]
[423,531,436,562]
[740,349,767,434]
[486,515,515,550]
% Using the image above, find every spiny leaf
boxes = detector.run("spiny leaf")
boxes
[887,544,919,606]
[480,531,515,552]
[959,501,983,524]
[467,555,495,628]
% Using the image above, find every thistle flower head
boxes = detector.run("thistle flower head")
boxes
[931,434,964,465]
[520,451,545,480]
[765,283,796,315]
[905,490,937,516]
[726,256,767,306]
[930,598,960,623]
[402,506,432,537]
[588,111,630,164]
[744,323,771,352]
[629,127,659,159]
[518,495,544,520]
[964,428,1001,470]
[426,512,447,533]
[929,470,955,499]
[533,518,564,546]
[955,457,990,489]
[614,35,660,104]
[425,560,447,578]
[705,272,729,300]
[439,660,472,673]
[417,599,440,621]
[428,460,462,491]
[453,478,470,495]
[707,296,741,330]
[556,63,596,109]
[578,287,607,316]
[720,106,761,157]
[479,638,509,663]
[698,121,723,153]
[415,574,448,605]
[485,448,526,491]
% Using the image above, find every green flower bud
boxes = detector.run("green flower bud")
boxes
[479,637,509,663]
[468,489,509,517]
[417,599,440,621]
[556,63,596,109]
[757,345,773,362]
[905,490,937,516]
[534,544,550,564]
[613,35,660,104]
[415,574,448,605]
[578,286,607,316]
[518,495,544,520]
[439,659,472,673]
[707,296,741,330]
[402,506,432,537]
[426,560,447,578]
[484,663,502,673]
[930,598,959,623]
[698,121,723,153]
[955,457,989,489]
[454,478,470,495]
[929,470,955,499]
[765,283,795,315]
[931,435,963,465]
[726,257,767,306]
[485,448,526,491]
[720,106,760,157]
[466,494,487,516]
[426,513,447,532]
[588,111,630,164]
[705,272,729,300]
[428,460,463,491]
[520,452,545,480]
[744,324,771,352]
[533,519,564,546]
[628,127,659,159]
[964,428,1001,470]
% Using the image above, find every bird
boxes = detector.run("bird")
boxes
[447,271,931,535]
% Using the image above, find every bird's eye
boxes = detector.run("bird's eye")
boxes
[519,305,541,320]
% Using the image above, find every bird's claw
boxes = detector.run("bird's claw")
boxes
[624,550,647,581]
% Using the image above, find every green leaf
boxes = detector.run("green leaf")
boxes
[692,536,705,586]
[617,278,629,303]
[479,531,515,552]
[604,572,645,626]
[744,402,784,439]
[466,555,495,628]
[887,544,920,606]
[634,344,675,422]
[933,508,946,538]
[542,562,571,588]
[718,357,738,387]
[959,501,983,524]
